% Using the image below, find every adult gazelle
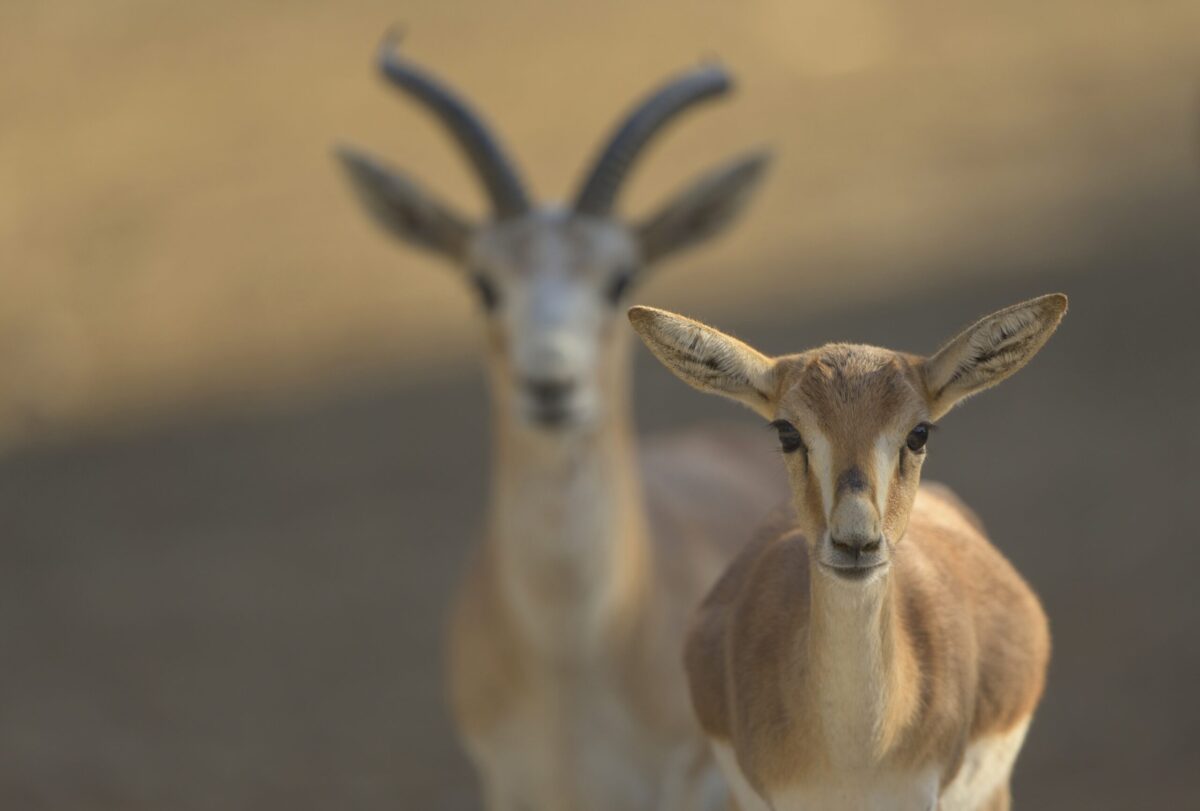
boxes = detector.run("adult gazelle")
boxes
[337,35,785,810]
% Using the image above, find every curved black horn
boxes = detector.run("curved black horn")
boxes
[377,32,531,218]
[573,64,732,217]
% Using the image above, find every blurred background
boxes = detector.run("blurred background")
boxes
[2,0,1199,807]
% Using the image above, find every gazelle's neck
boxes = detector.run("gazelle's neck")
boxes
[803,566,916,766]
[486,356,650,658]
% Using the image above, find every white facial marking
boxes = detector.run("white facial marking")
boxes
[806,428,835,520]
[473,212,638,429]
[872,433,894,521]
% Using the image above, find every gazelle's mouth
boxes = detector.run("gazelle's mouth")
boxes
[819,561,889,581]
[528,404,572,428]
[516,387,596,431]
[522,397,590,430]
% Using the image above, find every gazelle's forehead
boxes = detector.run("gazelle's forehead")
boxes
[473,211,634,276]
[777,345,926,442]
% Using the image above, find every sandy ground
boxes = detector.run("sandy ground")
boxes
[2,182,1198,809]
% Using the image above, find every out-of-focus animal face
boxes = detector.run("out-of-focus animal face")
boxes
[337,35,770,432]
[466,212,639,428]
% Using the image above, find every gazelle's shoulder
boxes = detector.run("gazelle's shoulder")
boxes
[906,483,1033,594]
[911,482,988,538]
[903,484,1051,737]
[694,504,807,613]
[915,481,988,534]
[904,482,1027,596]
[685,506,810,738]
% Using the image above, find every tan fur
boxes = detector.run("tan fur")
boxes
[628,296,1065,809]
[339,58,780,807]
[689,489,1048,800]
[439,245,785,810]
[448,405,786,810]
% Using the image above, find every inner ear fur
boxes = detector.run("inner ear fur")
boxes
[335,144,474,262]
[635,150,771,266]
[922,293,1067,419]
[628,306,776,418]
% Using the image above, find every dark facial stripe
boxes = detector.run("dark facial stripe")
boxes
[837,465,868,495]
[943,331,1040,392]
[660,343,769,401]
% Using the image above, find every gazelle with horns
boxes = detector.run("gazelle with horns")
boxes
[337,37,785,810]
[629,296,1065,810]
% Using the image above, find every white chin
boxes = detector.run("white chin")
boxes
[526,408,573,429]
[524,403,595,430]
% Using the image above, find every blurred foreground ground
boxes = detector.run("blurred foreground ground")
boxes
[3,188,1198,808]
[3,0,1200,808]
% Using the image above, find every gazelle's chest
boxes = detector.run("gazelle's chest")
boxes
[769,775,940,811]
[465,678,661,810]
[711,741,939,811]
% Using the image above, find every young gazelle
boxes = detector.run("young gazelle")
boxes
[629,295,1066,810]
[337,37,785,810]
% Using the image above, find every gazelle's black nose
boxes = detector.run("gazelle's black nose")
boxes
[830,535,883,556]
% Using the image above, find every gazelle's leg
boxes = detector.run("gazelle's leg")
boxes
[479,775,523,811]
[979,783,1011,811]
[660,739,728,811]
[472,755,531,811]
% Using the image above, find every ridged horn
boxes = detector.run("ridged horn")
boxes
[573,64,731,217]
[377,31,531,218]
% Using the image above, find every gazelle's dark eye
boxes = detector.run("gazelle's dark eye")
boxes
[471,275,499,311]
[906,423,932,453]
[606,269,634,304]
[770,420,805,454]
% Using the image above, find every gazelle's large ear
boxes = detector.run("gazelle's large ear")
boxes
[922,294,1068,419]
[636,150,771,266]
[335,145,475,263]
[628,306,776,418]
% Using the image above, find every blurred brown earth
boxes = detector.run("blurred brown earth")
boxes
[2,0,1200,809]
[4,204,1199,808]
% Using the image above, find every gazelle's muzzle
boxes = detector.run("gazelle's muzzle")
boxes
[509,329,599,429]
[824,487,888,578]
[830,493,882,548]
